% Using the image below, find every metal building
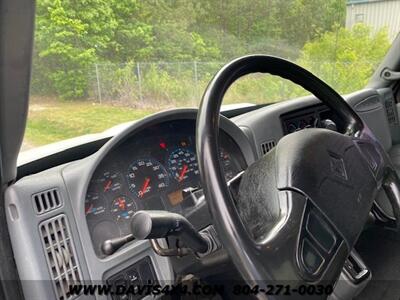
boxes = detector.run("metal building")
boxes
[346,0,400,41]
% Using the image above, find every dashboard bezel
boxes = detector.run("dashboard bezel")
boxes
[61,108,256,282]
[85,117,250,256]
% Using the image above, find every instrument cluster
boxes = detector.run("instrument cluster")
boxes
[85,119,246,256]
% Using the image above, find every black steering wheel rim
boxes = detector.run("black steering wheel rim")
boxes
[196,55,399,292]
[197,55,364,138]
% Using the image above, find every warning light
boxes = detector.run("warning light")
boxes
[159,142,167,149]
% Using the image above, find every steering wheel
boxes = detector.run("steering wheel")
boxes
[196,55,400,295]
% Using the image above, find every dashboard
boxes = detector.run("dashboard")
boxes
[6,88,397,300]
[85,119,247,256]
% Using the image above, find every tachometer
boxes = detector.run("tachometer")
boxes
[168,148,199,183]
[127,158,169,198]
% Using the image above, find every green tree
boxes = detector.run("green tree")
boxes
[31,0,355,100]
[276,0,346,48]
[33,0,153,98]
[194,0,345,59]
[138,0,221,61]
[34,0,118,98]
[104,0,154,62]
[298,23,391,93]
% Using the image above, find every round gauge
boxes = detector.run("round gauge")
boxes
[168,148,199,183]
[111,195,137,222]
[127,158,169,198]
[85,192,106,217]
[95,170,123,193]
[220,148,235,181]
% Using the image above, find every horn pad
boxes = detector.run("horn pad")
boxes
[237,128,377,247]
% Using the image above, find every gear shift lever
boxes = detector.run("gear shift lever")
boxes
[130,210,210,255]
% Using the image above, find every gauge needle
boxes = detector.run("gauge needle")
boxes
[85,204,93,215]
[104,180,112,192]
[118,198,126,209]
[140,177,151,197]
[178,164,188,182]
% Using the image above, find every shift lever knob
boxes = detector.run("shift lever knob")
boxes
[131,210,209,254]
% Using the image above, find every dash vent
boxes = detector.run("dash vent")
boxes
[261,140,276,155]
[39,215,82,300]
[33,189,62,214]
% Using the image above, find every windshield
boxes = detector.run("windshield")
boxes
[24,0,399,151]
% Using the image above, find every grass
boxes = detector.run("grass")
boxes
[25,97,155,147]
[24,77,307,149]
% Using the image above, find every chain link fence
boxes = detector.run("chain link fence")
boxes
[28,58,380,109]
[88,61,225,109]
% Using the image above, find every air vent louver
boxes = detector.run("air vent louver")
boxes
[33,189,62,214]
[261,140,276,155]
[39,215,82,300]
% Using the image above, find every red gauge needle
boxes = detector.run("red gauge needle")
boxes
[178,164,188,182]
[118,197,126,209]
[104,180,112,192]
[85,204,93,215]
[139,177,151,197]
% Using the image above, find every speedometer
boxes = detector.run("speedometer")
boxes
[168,148,199,183]
[126,158,169,198]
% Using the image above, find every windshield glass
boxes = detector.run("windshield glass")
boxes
[24,0,399,151]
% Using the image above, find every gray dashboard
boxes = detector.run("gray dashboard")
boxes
[4,88,398,300]
[233,88,395,159]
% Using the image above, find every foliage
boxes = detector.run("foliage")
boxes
[25,0,395,149]
[92,62,141,106]
[34,0,116,98]
[298,23,391,94]
[89,22,391,108]
[224,75,309,105]
[32,0,349,99]
[33,0,151,98]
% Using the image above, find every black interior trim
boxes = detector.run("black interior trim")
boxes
[221,103,271,118]
[16,105,266,180]
[17,138,109,180]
